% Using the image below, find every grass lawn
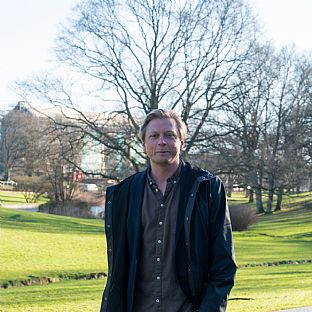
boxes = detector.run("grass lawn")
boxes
[228,193,312,311]
[0,192,311,311]
[228,263,312,312]
[0,279,105,312]
[0,207,106,284]
[0,190,49,205]
[234,209,312,265]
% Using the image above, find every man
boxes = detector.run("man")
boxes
[100,109,236,312]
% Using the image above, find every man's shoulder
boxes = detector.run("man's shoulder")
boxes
[191,166,216,179]
[183,161,216,180]
[107,170,147,192]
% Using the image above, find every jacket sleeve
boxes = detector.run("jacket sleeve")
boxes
[199,177,236,312]
[100,184,129,312]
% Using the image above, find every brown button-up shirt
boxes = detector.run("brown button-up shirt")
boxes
[133,166,195,312]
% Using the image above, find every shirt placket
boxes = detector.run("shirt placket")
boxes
[151,181,165,311]
[152,179,176,311]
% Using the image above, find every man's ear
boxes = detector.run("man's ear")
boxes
[179,140,184,152]
[142,141,146,153]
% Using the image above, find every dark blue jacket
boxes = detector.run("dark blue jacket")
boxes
[100,161,236,312]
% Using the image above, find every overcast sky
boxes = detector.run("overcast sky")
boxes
[1,0,311,110]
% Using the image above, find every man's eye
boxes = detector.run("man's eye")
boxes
[165,133,175,138]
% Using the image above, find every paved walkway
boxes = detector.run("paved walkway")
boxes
[2,203,40,212]
[278,307,312,312]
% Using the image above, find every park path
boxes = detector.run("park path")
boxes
[278,307,312,312]
[2,203,40,211]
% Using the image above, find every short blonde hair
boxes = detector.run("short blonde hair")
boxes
[139,109,187,142]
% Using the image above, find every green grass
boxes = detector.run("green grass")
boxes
[0,190,49,205]
[0,192,311,311]
[234,209,312,266]
[229,196,312,311]
[228,191,249,205]
[228,264,312,311]
[0,279,105,312]
[229,190,312,211]
[0,207,106,284]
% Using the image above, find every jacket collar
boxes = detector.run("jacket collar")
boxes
[175,161,198,247]
[127,170,147,258]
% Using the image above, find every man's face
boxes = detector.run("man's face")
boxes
[143,118,184,166]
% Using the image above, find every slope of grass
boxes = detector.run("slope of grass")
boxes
[228,263,312,312]
[229,194,312,311]
[0,192,311,311]
[0,279,105,312]
[234,211,312,265]
[0,207,106,284]
[0,190,49,205]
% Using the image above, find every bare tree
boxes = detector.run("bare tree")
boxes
[209,44,312,214]
[213,43,278,213]
[0,110,42,180]
[273,52,312,209]
[17,0,257,179]
[0,105,82,204]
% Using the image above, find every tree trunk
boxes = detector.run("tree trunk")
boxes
[274,188,283,211]
[248,188,254,202]
[266,173,274,214]
[227,175,233,197]
[248,170,264,213]
[255,185,264,214]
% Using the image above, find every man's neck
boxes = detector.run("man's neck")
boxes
[150,161,180,184]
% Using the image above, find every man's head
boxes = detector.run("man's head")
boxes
[139,109,187,143]
[139,109,187,167]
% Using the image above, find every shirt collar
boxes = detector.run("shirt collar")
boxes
[147,161,182,185]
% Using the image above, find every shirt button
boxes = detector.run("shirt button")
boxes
[156,276,160,280]
[160,203,164,207]
[159,221,163,225]
[157,240,162,244]
[156,257,160,262]
[173,180,177,184]
[155,188,159,192]
[155,299,160,303]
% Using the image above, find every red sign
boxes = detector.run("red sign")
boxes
[72,171,84,182]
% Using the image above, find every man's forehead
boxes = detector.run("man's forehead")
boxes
[146,118,177,130]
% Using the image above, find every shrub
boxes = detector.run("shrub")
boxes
[229,204,255,231]
[14,175,50,203]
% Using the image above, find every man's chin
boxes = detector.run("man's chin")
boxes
[152,157,179,166]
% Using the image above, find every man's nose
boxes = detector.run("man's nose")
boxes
[157,135,167,145]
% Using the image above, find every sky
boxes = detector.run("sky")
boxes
[250,0,312,52]
[1,0,312,111]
